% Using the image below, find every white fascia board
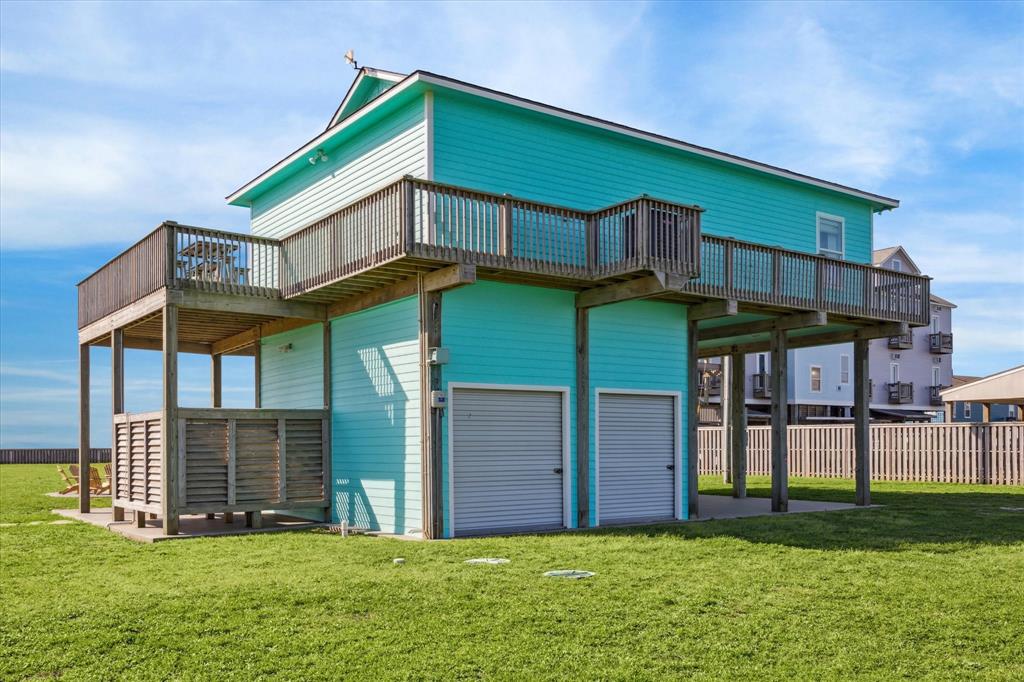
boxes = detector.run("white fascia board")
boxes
[228,69,900,210]
[415,72,899,209]
[226,73,423,205]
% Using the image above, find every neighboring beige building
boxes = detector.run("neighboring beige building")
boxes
[940,366,1024,422]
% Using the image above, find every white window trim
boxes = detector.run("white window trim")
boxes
[931,366,940,386]
[446,382,572,538]
[816,212,845,259]
[890,362,900,384]
[964,402,972,418]
[840,354,850,385]
[810,365,822,393]
[594,388,683,525]
[931,315,940,334]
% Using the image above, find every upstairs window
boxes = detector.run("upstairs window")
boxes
[931,366,940,386]
[810,366,822,392]
[890,260,902,272]
[931,315,940,333]
[840,354,850,384]
[816,213,845,259]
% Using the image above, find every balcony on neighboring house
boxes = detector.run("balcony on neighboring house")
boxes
[888,333,913,349]
[706,375,722,397]
[929,385,945,406]
[929,332,953,354]
[888,382,914,405]
[752,372,772,399]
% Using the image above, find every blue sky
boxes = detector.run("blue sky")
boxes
[1,1,1022,447]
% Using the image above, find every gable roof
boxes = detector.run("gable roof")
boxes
[929,293,956,308]
[873,245,921,274]
[228,69,902,209]
[941,365,1024,404]
[326,67,406,130]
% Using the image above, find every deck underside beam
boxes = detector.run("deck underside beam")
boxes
[698,321,909,358]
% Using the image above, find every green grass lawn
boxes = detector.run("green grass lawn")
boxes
[1,465,1022,680]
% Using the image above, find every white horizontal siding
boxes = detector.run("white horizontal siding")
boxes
[251,98,427,240]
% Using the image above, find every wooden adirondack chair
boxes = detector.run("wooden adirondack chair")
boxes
[57,466,78,495]
[100,464,113,495]
[70,465,104,495]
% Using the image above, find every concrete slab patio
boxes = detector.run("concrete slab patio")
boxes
[695,494,863,521]
[53,495,865,542]
[53,508,326,543]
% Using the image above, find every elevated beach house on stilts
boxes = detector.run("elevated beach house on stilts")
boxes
[76,67,929,538]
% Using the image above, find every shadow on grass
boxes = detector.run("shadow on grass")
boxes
[590,485,1024,552]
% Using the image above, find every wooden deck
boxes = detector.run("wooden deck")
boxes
[77,177,931,341]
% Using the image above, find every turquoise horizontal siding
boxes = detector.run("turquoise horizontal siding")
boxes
[259,324,324,409]
[330,296,421,535]
[589,301,689,524]
[251,96,427,239]
[440,281,577,537]
[432,91,873,263]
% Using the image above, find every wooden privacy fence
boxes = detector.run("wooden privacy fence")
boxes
[0,448,111,465]
[698,423,1023,485]
[176,408,329,515]
[112,408,330,518]
[113,412,163,513]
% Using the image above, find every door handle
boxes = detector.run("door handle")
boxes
[553,467,563,475]
[666,464,675,471]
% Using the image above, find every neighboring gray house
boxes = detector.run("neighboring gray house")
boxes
[701,246,954,424]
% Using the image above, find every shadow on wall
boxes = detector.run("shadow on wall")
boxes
[332,341,413,534]
[585,481,1024,552]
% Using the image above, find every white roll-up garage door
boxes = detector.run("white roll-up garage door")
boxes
[597,392,677,525]
[450,387,565,536]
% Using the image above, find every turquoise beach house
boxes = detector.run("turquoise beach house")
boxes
[75,67,931,538]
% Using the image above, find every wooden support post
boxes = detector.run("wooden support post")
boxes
[211,353,222,408]
[78,343,91,513]
[729,351,747,499]
[853,339,871,506]
[110,329,124,521]
[162,305,180,536]
[575,307,590,528]
[245,511,262,529]
[322,321,333,523]
[419,278,444,539]
[135,510,146,528]
[687,319,700,519]
[224,512,234,524]
[253,338,262,408]
[944,403,953,423]
[770,329,788,513]
[206,513,215,520]
[981,403,992,423]
[721,356,731,484]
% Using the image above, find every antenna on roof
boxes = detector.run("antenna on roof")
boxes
[344,50,359,70]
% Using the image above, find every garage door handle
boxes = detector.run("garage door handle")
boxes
[553,467,563,475]
[666,465,675,471]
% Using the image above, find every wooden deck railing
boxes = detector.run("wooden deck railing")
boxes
[698,423,1023,485]
[111,408,329,518]
[280,178,703,296]
[80,178,930,328]
[680,235,930,325]
[78,223,281,328]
